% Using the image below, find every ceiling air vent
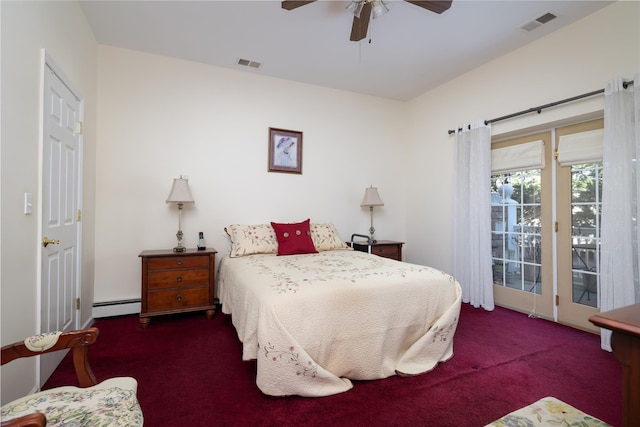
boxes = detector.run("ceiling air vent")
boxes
[536,12,557,24]
[520,11,557,32]
[237,58,261,69]
[521,21,541,32]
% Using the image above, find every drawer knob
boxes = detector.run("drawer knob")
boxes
[176,295,182,302]
[177,260,183,265]
[176,276,183,282]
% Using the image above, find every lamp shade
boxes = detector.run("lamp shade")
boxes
[166,177,194,204]
[360,186,384,207]
[371,0,389,19]
[346,0,364,18]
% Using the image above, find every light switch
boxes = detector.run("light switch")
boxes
[24,193,32,215]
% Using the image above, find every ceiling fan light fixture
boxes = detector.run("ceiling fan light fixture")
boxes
[283,0,452,42]
[371,0,389,19]
[346,0,365,18]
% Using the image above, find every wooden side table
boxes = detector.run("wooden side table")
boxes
[349,240,404,261]
[139,248,217,328]
[589,304,640,427]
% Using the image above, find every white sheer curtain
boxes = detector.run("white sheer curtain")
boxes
[600,73,640,351]
[453,120,494,310]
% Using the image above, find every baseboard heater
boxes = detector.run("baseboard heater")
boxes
[92,299,141,318]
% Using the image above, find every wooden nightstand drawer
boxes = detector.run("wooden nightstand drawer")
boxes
[148,256,209,270]
[349,240,404,261]
[147,269,209,290]
[146,287,210,311]
[371,245,399,259]
[139,248,217,328]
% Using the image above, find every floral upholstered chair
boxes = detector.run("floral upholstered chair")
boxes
[1,327,143,427]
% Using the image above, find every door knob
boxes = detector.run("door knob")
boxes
[42,237,60,247]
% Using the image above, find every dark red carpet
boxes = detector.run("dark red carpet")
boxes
[44,304,622,426]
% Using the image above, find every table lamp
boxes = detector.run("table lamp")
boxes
[166,176,194,252]
[361,185,384,243]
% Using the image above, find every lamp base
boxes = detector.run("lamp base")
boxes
[173,246,186,253]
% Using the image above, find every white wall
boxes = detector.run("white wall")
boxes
[405,1,640,273]
[0,1,98,404]
[94,46,408,303]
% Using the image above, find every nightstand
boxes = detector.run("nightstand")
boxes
[349,240,404,261]
[139,248,217,328]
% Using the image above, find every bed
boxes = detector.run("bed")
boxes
[218,221,462,397]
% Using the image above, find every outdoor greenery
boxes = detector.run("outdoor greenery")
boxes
[571,163,602,229]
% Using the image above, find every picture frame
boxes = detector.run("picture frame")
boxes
[268,127,303,174]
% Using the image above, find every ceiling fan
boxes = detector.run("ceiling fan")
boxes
[281,1,453,42]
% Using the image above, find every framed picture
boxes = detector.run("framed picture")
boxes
[268,127,303,174]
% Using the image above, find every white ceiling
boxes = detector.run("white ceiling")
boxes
[79,0,613,101]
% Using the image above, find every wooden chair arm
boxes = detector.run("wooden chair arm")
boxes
[1,327,99,387]
[0,412,47,427]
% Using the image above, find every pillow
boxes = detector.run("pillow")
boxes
[270,219,318,256]
[310,223,349,251]
[225,224,278,258]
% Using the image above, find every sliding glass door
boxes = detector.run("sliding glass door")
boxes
[556,119,603,332]
[490,120,604,332]
[491,132,554,319]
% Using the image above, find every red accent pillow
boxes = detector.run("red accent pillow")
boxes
[270,219,318,256]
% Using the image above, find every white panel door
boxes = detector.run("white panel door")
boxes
[40,63,82,385]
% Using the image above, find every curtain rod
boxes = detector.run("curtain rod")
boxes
[447,80,634,135]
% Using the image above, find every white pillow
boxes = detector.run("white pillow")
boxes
[225,224,278,258]
[310,223,349,251]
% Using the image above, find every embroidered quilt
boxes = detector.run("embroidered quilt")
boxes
[218,250,462,397]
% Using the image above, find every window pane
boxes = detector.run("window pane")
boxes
[522,206,541,227]
[571,162,601,307]
[491,171,542,294]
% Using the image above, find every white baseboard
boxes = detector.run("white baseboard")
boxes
[92,299,141,318]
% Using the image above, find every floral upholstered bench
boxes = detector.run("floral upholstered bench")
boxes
[486,396,611,427]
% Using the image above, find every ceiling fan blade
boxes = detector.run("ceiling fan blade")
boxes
[350,2,372,42]
[404,1,452,14]
[281,0,317,11]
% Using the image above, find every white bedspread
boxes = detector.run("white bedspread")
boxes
[218,250,462,397]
